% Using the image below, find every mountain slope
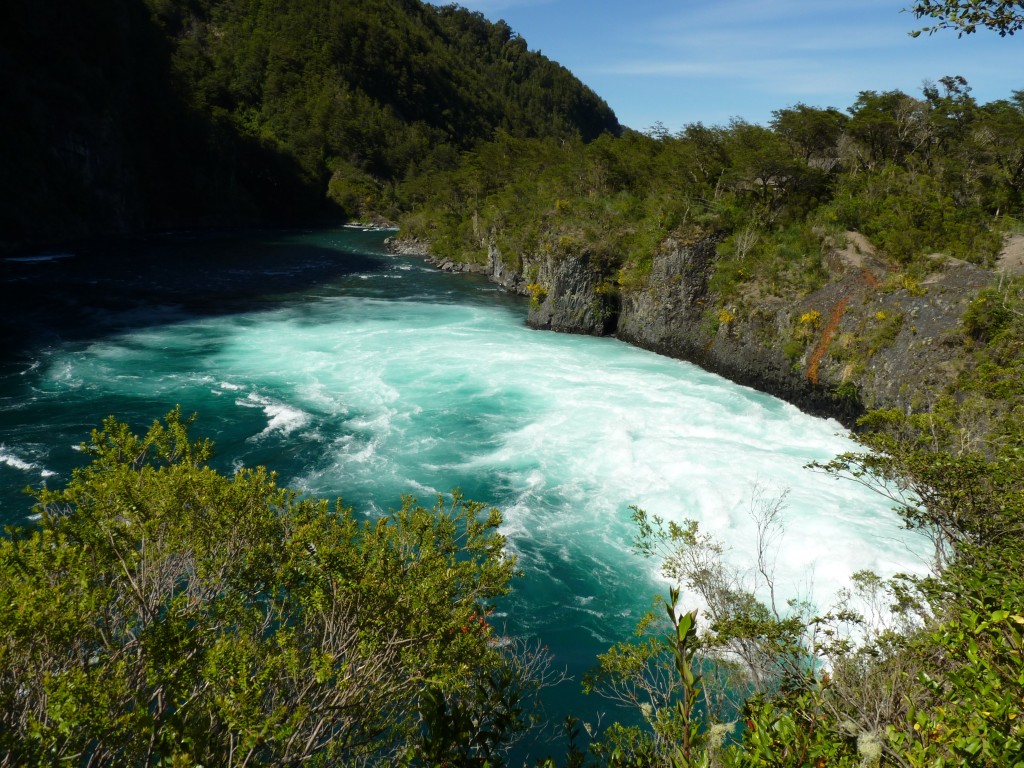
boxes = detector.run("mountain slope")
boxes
[0,0,619,251]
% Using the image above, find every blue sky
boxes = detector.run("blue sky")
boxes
[431,0,1023,132]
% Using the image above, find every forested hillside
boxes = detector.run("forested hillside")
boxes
[0,0,618,251]
[400,76,1021,285]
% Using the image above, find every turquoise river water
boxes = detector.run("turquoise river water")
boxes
[0,227,927,750]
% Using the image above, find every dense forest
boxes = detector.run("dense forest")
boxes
[399,75,1022,297]
[0,0,617,250]
[2,0,1024,765]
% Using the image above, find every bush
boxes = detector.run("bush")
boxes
[827,166,1003,267]
[0,410,524,767]
[962,288,1014,342]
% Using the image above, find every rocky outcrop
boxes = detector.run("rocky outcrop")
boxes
[486,242,530,295]
[389,232,996,428]
[813,256,991,411]
[524,251,617,335]
[615,237,859,421]
[385,236,489,274]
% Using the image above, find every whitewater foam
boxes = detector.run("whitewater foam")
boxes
[0,445,57,480]
[0,447,34,472]
[237,393,311,441]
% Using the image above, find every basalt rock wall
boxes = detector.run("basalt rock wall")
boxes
[389,234,993,428]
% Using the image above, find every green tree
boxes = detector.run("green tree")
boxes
[844,90,930,169]
[909,0,1024,37]
[973,93,1024,214]
[770,103,847,165]
[0,409,532,767]
[722,121,806,216]
[583,589,707,768]
[813,408,1024,569]
[890,548,1024,766]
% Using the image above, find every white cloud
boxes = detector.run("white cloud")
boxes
[596,60,732,77]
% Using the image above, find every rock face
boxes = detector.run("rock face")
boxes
[614,237,857,421]
[486,242,530,295]
[815,257,991,412]
[524,251,617,335]
[614,237,994,424]
[389,233,995,427]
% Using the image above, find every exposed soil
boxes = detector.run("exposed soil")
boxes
[997,233,1024,275]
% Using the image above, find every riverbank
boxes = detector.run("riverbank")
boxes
[387,231,1004,429]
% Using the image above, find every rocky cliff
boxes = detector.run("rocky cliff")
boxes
[389,232,999,428]
[613,234,993,424]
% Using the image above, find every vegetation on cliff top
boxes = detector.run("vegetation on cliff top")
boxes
[398,76,1022,299]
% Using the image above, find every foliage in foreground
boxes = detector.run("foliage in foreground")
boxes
[910,0,1024,37]
[575,396,1024,767]
[0,409,548,767]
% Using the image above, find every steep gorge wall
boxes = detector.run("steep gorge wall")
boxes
[611,238,991,425]
[390,234,993,427]
[613,238,855,421]
[519,237,858,421]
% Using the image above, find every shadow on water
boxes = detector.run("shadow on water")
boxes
[0,229,391,363]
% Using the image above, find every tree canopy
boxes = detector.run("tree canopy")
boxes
[909,0,1024,36]
[1,0,619,250]
[0,409,541,767]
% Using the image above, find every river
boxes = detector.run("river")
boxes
[0,226,925,751]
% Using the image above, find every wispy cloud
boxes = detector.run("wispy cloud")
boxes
[597,60,734,78]
[649,0,900,29]
[596,55,893,98]
[588,0,1013,103]
[648,25,906,54]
